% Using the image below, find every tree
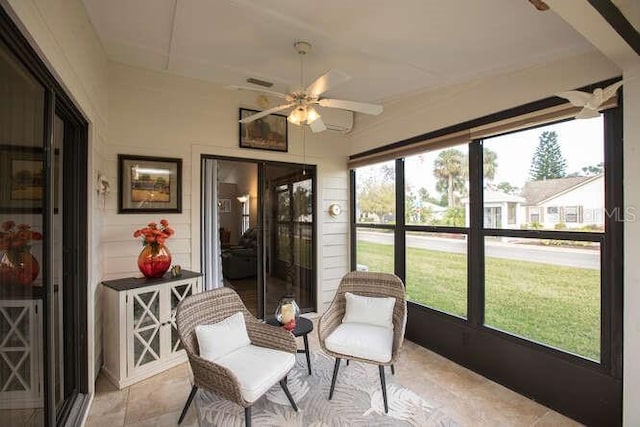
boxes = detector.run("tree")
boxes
[529,131,567,180]
[495,181,520,195]
[292,186,311,220]
[483,147,498,182]
[581,162,604,176]
[434,149,467,207]
[357,180,394,222]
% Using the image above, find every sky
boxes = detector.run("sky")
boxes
[399,115,605,196]
[484,115,604,188]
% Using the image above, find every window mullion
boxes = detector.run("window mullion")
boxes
[395,158,405,281]
[468,140,484,327]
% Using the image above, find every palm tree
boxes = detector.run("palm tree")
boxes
[434,149,466,207]
[483,147,498,181]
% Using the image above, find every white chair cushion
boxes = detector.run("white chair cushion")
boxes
[325,323,394,363]
[216,345,295,403]
[195,312,251,362]
[342,292,396,329]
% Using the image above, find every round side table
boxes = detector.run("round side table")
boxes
[266,316,313,375]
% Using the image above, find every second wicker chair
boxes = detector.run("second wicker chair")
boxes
[318,271,407,413]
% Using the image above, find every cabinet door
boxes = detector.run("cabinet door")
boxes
[127,285,164,375]
[168,280,197,354]
[0,300,42,409]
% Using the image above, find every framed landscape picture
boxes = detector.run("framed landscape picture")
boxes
[118,154,182,213]
[239,108,288,152]
[0,145,46,213]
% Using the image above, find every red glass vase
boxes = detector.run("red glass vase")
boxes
[137,244,171,278]
[0,250,39,286]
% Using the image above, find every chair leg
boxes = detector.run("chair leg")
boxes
[329,357,341,400]
[178,385,198,424]
[391,364,395,375]
[280,379,298,411]
[245,406,251,427]
[379,365,388,413]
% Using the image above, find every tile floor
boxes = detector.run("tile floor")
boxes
[85,319,582,427]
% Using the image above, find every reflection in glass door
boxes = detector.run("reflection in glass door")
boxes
[0,33,47,426]
[0,19,88,424]
[263,164,315,318]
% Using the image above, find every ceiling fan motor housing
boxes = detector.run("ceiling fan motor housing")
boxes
[294,41,312,55]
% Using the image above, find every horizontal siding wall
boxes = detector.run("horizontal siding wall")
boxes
[107,63,350,318]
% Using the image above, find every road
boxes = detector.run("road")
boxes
[358,230,599,269]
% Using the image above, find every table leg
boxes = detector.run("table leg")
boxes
[303,334,312,375]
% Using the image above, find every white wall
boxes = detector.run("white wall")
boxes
[623,64,640,427]
[105,63,351,315]
[349,51,620,155]
[3,0,109,390]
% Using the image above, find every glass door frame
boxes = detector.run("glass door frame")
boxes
[260,163,317,319]
[0,5,89,426]
[200,154,317,319]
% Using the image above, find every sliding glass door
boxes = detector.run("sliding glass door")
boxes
[202,157,316,319]
[262,164,315,318]
[0,7,88,425]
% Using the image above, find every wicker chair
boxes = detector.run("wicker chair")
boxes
[318,271,407,413]
[176,287,298,426]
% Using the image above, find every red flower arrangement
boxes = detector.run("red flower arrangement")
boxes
[133,219,175,251]
[133,219,174,278]
[0,220,42,285]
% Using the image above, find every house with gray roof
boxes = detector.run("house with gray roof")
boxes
[461,175,604,230]
[520,174,604,230]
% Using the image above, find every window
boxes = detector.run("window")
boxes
[482,117,605,360]
[508,203,516,225]
[349,89,621,425]
[354,161,396,273]
[564,206,581,223]
[529,207,541,224]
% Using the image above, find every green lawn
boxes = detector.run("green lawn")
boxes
[357,240,600,361]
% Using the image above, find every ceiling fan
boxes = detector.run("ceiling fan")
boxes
[234,41,384,133]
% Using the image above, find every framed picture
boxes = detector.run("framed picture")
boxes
[0,145,46,213]
[118,154,182,213]
[218,199,231,213]
[239,108,288,152]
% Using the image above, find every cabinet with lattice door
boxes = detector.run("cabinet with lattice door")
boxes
[101,271,202,388]
[0,298,43,409]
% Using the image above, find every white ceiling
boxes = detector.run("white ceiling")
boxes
[82,0,595,103]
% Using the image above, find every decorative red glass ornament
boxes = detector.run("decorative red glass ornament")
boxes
[0,250,39,286]
[137,244,172,278]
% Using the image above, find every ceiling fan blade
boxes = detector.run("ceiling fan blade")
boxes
[239,104,293,124]
[309,117,327,133]
[305,70,351,98]
[227,85,289,99]
[319,98,383,115]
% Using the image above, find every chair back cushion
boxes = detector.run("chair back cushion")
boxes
[195,311,251,361]
[176,287,255,357]
[342,292,396,329]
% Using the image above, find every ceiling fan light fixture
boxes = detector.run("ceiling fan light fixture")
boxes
[288,106,307,125]
[306,106,320,123]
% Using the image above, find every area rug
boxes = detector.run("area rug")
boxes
[194,350,458,426]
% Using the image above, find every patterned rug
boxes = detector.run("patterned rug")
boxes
[195,350,458,426]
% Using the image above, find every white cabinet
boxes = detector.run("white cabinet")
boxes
[102,271,202,389]
[0,299,43,409]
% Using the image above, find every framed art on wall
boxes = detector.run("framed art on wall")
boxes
[0,145,49,213]
[239,108,288,152]
[118,154,182,213]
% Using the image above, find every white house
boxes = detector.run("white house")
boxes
[520,175,604,230]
